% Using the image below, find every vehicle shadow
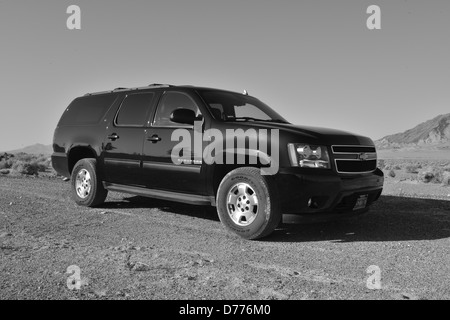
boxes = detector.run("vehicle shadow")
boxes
[98,195,220,222]
[268,195,450,242]
[98,194,450,242]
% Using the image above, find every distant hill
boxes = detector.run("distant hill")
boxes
[376,113,450,149]
[3,143,53,155]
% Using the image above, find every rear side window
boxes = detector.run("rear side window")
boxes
[115,93,155,127]
[58,94,117,126]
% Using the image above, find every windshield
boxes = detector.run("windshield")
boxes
[198,90,289,123]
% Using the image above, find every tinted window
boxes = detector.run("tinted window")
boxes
[234,104,271,120]
[199,90,288,123]
[58,94,117,126]
[116,93,155,126]
[153,92,201,126]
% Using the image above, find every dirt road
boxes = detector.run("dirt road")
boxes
[0,175,449,300]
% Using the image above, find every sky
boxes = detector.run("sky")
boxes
[1,0,450,151]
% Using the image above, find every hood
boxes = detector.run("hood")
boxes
[223,121,375,146]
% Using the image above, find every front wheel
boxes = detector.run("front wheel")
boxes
[71,158,108,207]
[216,167,281,240]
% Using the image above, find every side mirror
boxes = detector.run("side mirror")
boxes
[170,108,197,125]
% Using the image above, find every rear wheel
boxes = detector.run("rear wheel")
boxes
[71,158,107,207]
[216,167,281,240]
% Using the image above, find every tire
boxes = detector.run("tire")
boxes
[71,158,108,207]
[216,167,281,240]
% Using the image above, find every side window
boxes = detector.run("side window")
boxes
[153,92,201,127]
[58,94,117,126]
[115,93,155,127]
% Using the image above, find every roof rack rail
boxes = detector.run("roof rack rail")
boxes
[148,83,173,87]
[84,90,112,96]
[84,84,174,96]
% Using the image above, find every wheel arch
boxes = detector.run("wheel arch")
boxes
[209,149,273,200]
[67,146,98,175]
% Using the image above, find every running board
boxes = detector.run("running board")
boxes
[103,182,214,206]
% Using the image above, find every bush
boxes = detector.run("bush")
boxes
[442,172,450,186]
[377,159,385,170]
[0,169,10,175]
[14,152,34,162]
[12,160,39,176]
[444,165,450,172]
[3,153,51,175]
[36,159,50,172]
[417,167,443,184]
[405,164,419,173]
[0,157,13,170]
[393,164,402,170]
[388,169,396,178]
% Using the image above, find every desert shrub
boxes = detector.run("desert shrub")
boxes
[6,159,14,168]
[0,169,10,175]
[444,165,450,172]
[37,159,50,172]
[14,152,34,162]
[388,169,396,178]
[12,160,39,176]
[442,172,450,186]
[417,167,443,184]
[393,164,402,170]
[0,153,14,161]
[377,159,385,169]
[405,164,419,174]
[4,153,51,174]
[31,156,51,172]
[0,153,14,169]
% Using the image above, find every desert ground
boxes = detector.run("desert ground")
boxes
[0,152,449,300]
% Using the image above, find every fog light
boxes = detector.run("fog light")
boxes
[308,197,319,209]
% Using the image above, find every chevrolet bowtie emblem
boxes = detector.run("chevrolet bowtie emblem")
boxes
[358,153,369,161]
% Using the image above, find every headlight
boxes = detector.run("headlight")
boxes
[287,143,330,169]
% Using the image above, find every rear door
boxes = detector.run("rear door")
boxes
[103,92,157,186]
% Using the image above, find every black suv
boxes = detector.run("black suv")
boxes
[52,84,384,239]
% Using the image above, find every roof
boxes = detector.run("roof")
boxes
[83,84,246,97]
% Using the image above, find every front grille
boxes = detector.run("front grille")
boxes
[332,145,377,174]
[335,159,377,173]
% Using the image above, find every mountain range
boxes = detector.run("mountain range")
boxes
[376,113,450,149]
[2,143,53,155]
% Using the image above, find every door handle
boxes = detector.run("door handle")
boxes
[107,133,119,140]
[147,135,162,143]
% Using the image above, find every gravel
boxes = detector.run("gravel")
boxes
[0,175,449,300]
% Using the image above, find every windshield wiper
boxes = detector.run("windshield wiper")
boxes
[258,119,287,123]
[226,117,263,122]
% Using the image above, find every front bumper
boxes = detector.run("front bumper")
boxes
[275,167,384,215]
